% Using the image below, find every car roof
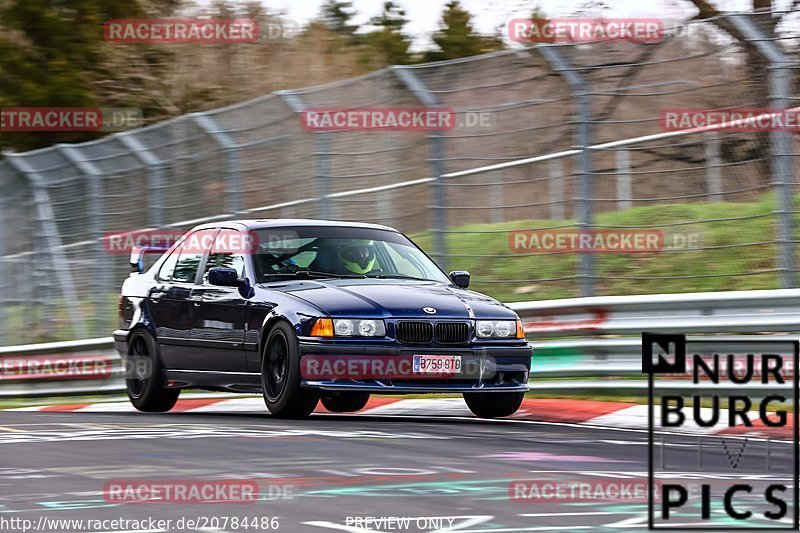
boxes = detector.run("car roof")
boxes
[191,218,399,233]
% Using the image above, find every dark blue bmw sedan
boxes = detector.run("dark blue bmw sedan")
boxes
[114,220,532,419]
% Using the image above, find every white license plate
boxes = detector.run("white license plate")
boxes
[413,354,462,374]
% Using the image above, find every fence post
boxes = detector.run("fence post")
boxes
[31,216,50,339]
[192,114,242,215]
[117,132,166,228]
[391,66,449,270]
[616,149,632,210]
[378,190,393,227]
[549,158,564,220]
[728,14,796,288]
[3,153,89,339]
[490,173,504,224]
[381,130,401,226]
[276,91,333,220]
[315,132,333,220]
[705,132,722,203]
[58,145,111,337]
[539,46,594,296]
[0,168,7,345]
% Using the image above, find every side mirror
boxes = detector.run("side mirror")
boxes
[449,270,470,289]
[130,246,146,274]
[209,267,256,298]
[208,267,239,287]
[130,245,168,274]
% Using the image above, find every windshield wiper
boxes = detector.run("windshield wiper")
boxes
[263,271,433,282]
[263,270,365,281]
[364,273,432,282]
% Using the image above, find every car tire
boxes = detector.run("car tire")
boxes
[463,391,524,419]
[125,329,180,412]
[321,392,370,413]
[261,322,319,419]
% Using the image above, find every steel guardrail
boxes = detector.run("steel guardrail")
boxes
[1,288,799,396]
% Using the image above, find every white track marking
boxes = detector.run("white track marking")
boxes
[74,402,138,413]
[2,398,792,441]
[360,398,472,416]
[189,397,266,413]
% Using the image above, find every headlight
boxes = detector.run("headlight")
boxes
[476,320,517,339]
[358,319,378,336]
[494,320,514,337]
[332,318,386,337]
[334,319,354,336]
[476,320,495,338]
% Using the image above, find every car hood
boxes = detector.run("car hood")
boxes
[264,279,516,319]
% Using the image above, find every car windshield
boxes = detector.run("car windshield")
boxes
[252,226,450,284]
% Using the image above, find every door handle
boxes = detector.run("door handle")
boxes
[150,293,163,303]
[188,295,203,307]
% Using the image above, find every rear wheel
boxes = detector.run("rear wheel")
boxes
[463,391,524,419]
[321,392,370,413]
[125,329,180,412]
[261,322,319,418]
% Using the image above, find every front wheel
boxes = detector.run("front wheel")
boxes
[463,391,524,419]
[125,329,180,412]
[321,392,370,413]
[261,322,319,418]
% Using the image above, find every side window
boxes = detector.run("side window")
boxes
[172,229,216,284]
[203,229,246,284]
[158,247,181,281]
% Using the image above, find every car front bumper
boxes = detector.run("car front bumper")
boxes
[113,329,129,356]
[297,340,531,393]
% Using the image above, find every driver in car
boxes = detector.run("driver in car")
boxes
[310,239,378,276]
[337,240,377,275]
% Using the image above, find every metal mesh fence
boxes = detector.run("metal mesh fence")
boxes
[0,11,797,344]
[284,70,432,229]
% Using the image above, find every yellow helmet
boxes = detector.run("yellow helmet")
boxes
[337,240,376,274]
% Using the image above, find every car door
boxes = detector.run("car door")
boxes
[149,228,215,369]
[188,228,249,372]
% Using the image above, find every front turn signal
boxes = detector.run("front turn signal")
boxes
[516,318,526,339]
[310,318,334,337]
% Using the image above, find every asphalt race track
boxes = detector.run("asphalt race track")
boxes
[0,405,794,532]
